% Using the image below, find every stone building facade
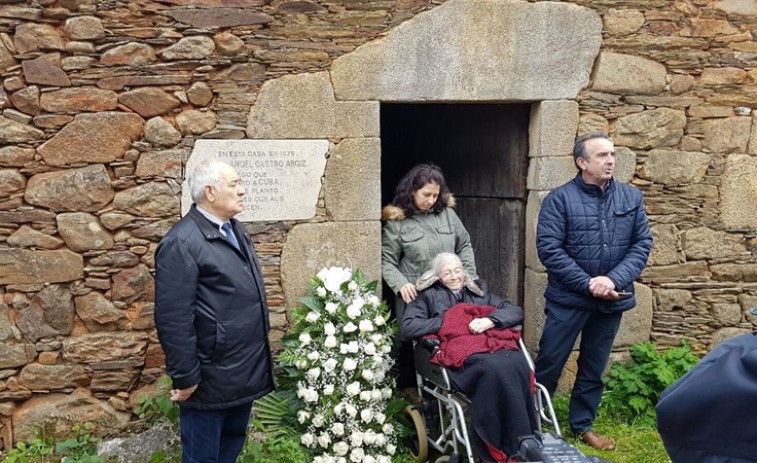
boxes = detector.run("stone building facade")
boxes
[0,0,756,449]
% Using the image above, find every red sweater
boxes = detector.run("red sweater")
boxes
[430,302,521,368]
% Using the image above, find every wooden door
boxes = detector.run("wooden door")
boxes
[381,103,530,304]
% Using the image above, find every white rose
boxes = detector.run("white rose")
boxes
[374,412,386,424]
[364,343,376,355]
[361,409,373,424]
[348,341,359,353]
[306,311,320,323]
[348,280,358,291]
[343,322,358,333]
[346,304,361,319]
[317,266,352,292]
[295,359,308,369]
[359,320,374,332]
[380,344,391,354]
[318,432,331,448]
[386,444,396,455]
[325,302,338,314]
[382,423,394,435]
[382,388,392,399]
[333,441,349,456]
[371,389,382,401]
[324,323,336,336]
[297,410,310,424]
[367,294,380,306]
[307,351,320,361]
[346,381,361,396]
[343,358,357,371]
[316,286,327,298]
[350,447,365,463]
[331,422,345,436]
[307,367,321,381]
[364,456,376,463]
[312,414,324,427]
[299,332,311,345]
[374,370,385,382]
[301,433,314,447]
[334,403,344,416]
[324,384,335,395]
[359,391,372,401]
[323,358,338,372]
[350,431,364,447]
[361,369,374,381]
[379,455,392,463]
[374,433,386,446]
[370,334,383,344]
[373,315,385,326]
[346,403,358,417]
[325,335,338,348]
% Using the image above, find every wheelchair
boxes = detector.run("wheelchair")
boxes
[403,334,595,463]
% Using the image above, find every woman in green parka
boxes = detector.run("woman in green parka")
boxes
[382,163,478,392]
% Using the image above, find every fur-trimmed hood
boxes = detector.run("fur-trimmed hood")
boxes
[381,194,457,221]
[415,272,484,297]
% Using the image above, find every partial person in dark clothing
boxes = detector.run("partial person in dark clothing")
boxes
[382,163,477,395]
[656,308,757,463]
[401,252,537,463]
[155,159,274,463]
[535,133,652,451]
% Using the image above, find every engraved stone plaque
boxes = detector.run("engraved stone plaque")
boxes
[182,139,329,221]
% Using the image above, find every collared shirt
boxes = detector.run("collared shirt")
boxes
[196,205,235,241]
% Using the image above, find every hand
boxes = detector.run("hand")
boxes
[399,283,418,303]
[170,384,198,402]
[589,276,617,299]
[469,317,495,334]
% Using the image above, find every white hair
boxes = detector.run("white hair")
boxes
[431,252,463,277]
[187,159,229,203]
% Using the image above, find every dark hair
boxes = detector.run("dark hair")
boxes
[573,132,612,170]
[392,163,450,216]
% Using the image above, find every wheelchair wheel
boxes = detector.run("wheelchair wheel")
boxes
[404,405,428,462]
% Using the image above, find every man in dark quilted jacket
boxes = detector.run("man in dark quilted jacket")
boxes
[534,133,652,451]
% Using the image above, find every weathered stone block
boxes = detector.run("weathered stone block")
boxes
[25,165,114,213]
[525,190,549,273]
[64,16,104,40]
[682,227,746,260]
[0,169,25,197]
[175,109,217,135]
[31,285,74,335]
[62,332,148,364]
[144,117,182,148]
[135,150,183,179]
[721,154,757,229]
[711,263,757,282]
[100,43,157,66]
[711,303,742,325]
[526,155,576,191]
[615,283,653,347]
[13,23,64,54]
[113,182,179,218]
[592,52,666,95]
[39,87,118,113]
[649,224,683,266]
[656,288,693,312]
[111,264,155,305]
[118,88,181,118]
[280,221,381,309]
[159,36,215,60]
[0,116,44,144]
[701,117,751,153]
[331,0,601,101]
[324,138,381,221]
[37,112,144,166]
[639,149,711,185]
[90,369,140,392]
[0,249,83,284]
[522,268,547,351]
[75,292,129,332]
[247,72,379,139]
[0,343,34,369]
[19,364,90,390]
[603,8,644,36]
[611,108,686,149]
[529,100,579,158]
[56,212,114,252]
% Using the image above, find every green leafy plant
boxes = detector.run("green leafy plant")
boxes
[135,376,179,424]
[601,339,699,425]
[2,437,55,463]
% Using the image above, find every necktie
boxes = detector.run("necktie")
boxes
[221,222,240,250]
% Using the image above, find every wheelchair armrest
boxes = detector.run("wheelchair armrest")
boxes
[419,337,440,351]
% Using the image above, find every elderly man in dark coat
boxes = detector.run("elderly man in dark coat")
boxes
[155,159,274,463]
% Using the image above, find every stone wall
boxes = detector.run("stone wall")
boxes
[0,0,756,449]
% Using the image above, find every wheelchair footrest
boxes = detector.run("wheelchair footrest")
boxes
[516,431,604,463]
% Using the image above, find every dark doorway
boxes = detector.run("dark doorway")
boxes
[380,103,530,304]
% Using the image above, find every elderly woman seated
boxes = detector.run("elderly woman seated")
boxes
[400,252,538,463]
